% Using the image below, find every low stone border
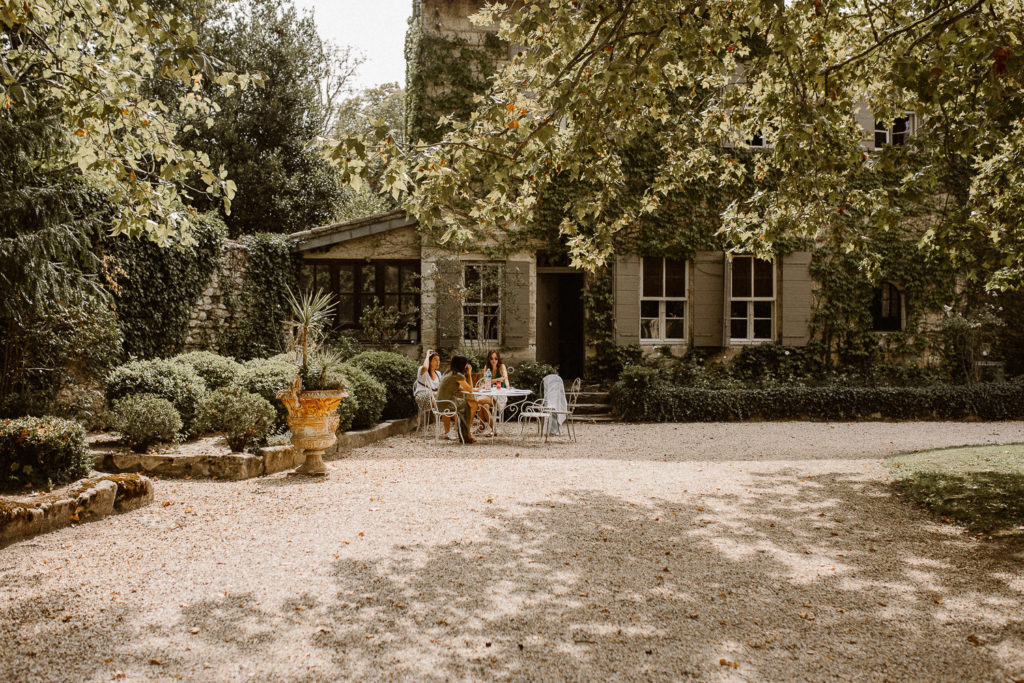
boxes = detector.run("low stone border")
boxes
[1,473,154,548]
[325,417,417,459]
[92,447,305,481]
[92,417,417,480]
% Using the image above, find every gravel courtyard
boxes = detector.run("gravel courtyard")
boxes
[3,421,1024,682]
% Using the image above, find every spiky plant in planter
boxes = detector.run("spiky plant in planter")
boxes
[277,289,348,476]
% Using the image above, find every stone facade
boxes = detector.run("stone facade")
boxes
[184,239,248,353]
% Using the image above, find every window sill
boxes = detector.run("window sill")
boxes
[728,338,774,346]
[640,339,687,345]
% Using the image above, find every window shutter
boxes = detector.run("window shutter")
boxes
[693,251,725,347]
[503,260,531,349]
[781,251,813,346]
[613,254,641,346]
[435,256,462,350]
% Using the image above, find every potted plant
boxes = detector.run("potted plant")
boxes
[277,288,348,476]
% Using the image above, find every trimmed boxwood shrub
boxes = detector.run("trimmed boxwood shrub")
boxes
[0,417,91,490]
[513,361,560,397]
[349,351,418,420]
[105,359,207,434]
[611,367,1024,422]
[195,387,276,452]
[107,394,182,453]
[172,351,243,391]
[339,364,386,430]
[231,358,297,429]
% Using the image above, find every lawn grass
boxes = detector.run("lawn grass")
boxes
[887,443,1024,538]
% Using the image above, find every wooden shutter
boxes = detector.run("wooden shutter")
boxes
[693,251,725,347]
[613,254,641,346]
[781,251,813,346]
[435,256,462,350]
[503,260,531,349]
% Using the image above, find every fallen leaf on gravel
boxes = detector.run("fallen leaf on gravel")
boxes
[967,634,982,646]
[687,614,699,619]
[161,501,171,507]
[436,619,449,626]
[358,532,364,536]
[190,628,200,634]
[719,658,738,668]
[150,659,162,665]
[877,601,887,607]
[799,613,814,620]
[104,657,113,662]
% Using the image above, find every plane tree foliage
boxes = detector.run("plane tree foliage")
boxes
[329,0,1024,290]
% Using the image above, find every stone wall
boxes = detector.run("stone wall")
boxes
[184,239,248,353]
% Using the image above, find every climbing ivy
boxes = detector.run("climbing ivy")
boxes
[400,16,962,377]
[102,214,225,359]
[222,233,300,361]
[405,30,506,145]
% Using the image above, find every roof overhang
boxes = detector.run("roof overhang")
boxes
[287,210,417,252]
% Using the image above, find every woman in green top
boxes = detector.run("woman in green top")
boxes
[437,355,475,444]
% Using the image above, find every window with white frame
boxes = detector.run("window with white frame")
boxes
[874,114,915,149]
[462,263,501,344]
[640,257,687,341]
[729,256,774,342]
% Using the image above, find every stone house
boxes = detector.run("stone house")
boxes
[285,0,918,376]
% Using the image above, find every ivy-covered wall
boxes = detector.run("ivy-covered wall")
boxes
[101,214,225,359]
[405,3,506,145]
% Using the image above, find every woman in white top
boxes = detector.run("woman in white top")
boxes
[413,350,441,414]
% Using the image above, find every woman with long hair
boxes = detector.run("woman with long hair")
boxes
[479,349,510,433]
[413,349,441,417]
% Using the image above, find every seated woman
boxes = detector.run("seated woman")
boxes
[413,349,441,416]
[463,361,493,436]
[436,355,475,443]
[481,350,510,429]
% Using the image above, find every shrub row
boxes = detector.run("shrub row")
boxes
[0,417,91,490]
[349,351,418,420]
[611,366,1024,422]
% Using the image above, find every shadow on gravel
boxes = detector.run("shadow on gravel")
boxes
[1,473,1023,681]
[306,478,1024,681]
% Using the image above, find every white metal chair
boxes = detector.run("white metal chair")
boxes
[429,395,465,444]
[517,398,553,443]
[556,378,582,442]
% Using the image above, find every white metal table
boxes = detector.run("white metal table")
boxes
[459,387,533,436]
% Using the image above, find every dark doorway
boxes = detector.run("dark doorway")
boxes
[536,272,585,379]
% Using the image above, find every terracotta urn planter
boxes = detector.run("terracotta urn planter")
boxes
[276,379,347,476]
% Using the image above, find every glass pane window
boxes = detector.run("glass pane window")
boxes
[299,259,420,342]
[463,264,502,344]
[874,114,914,149]
[730,256,774,342]
[871,282,903,332]
[639,257,687,342]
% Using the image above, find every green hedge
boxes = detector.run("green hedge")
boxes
[338,364,386,430]
[107,394,182,453]
[172,351,243,390]
[231,358,297,429]
[0,417,91,490]
[104,359,207,435]
[611,367,1024,422]
[349,351,418,420]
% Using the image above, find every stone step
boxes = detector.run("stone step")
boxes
[570,414,619,423]
[577,391,610,402]
[574,402,614,415]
